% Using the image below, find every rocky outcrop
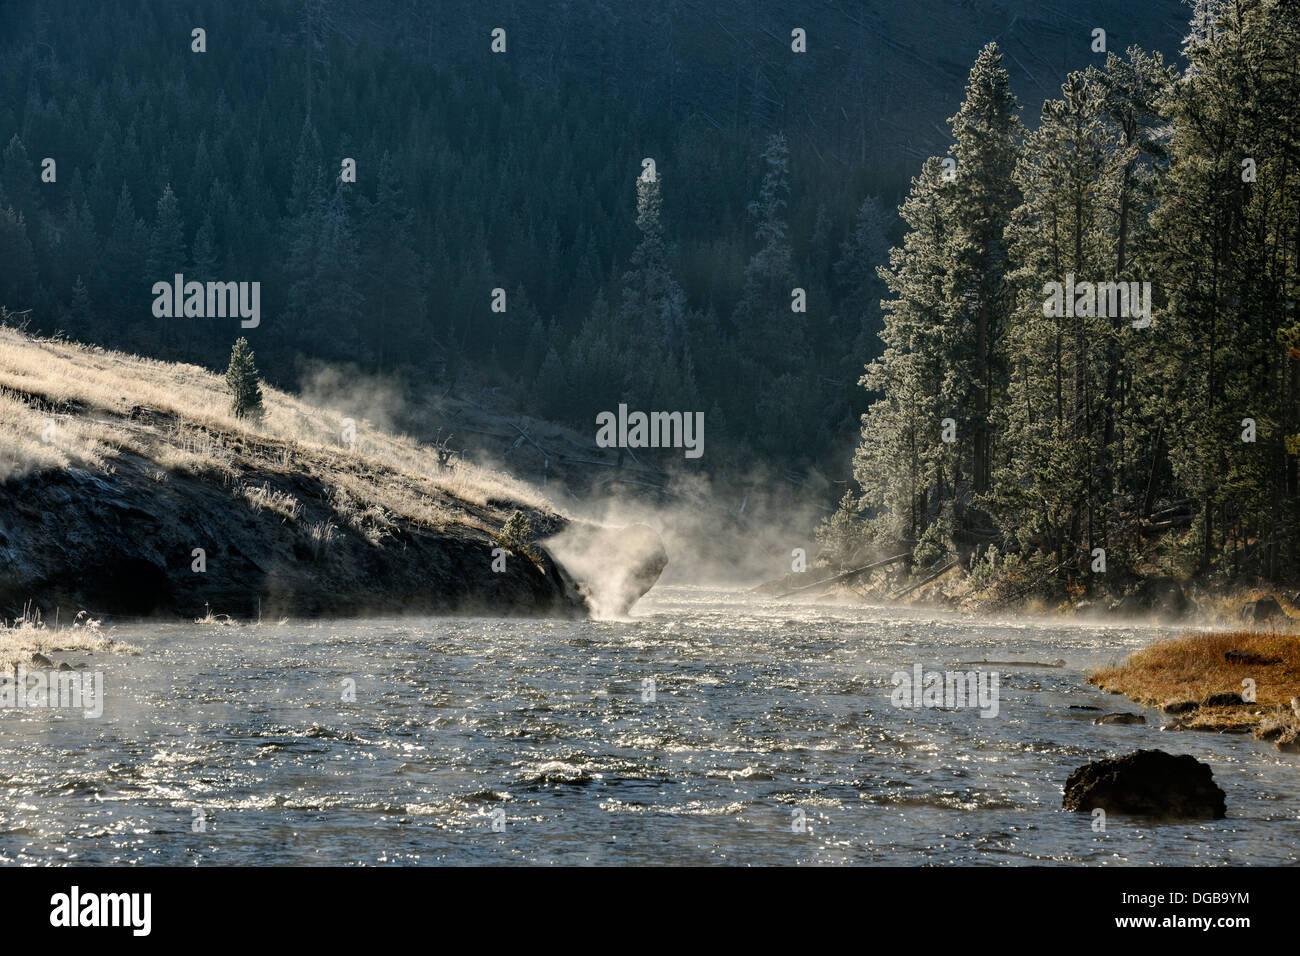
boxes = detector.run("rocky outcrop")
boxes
[1062,749,1226,818]
[0,455,665,622]
[0,460,575,620]
[0,329,670,624]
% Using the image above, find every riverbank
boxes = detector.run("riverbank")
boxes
[1089,629,1300,750]
[0,604,137,671]
[0,326,665,622]
[760,553,1299,631]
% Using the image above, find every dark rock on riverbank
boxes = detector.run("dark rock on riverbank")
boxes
[1165,718,1252,734]
[1109,576,1189,617]
[1202,692,1244,707]
[1239,595,1285,624]
[1225,648,1281,665]
[1257,720,1300,751]
[1062,749,1226,818]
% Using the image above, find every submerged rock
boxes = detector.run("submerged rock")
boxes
[1062,749,1226,818]
[1094,712,1146,725]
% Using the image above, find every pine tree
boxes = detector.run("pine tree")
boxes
[840,45,1021,558]
[995,71,1119,566]
[614,170,689,404]
[1089,48,1176,519]
[945,41,1022,496]
[191,213,218,280]
[358,152,425,372]
[835,195,890,355]
[69,275,92,336]
[98,183,145,336]
[284,180,364,363]
[849,158,955,553]
[147,184,186,278]
[733,134,799,383]
[0,206,38,310]
[1,135,41,225]
[225,336,264,421]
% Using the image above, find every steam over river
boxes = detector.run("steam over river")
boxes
[2,587,1296,865]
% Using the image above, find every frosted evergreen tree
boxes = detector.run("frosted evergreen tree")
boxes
[617,169,689,403]
[944,42,1022,495]
[225,336,264,421]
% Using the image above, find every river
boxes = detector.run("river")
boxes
[1,586,1295,865]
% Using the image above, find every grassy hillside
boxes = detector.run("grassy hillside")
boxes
[0,318,549,517]
[0,317,617,620]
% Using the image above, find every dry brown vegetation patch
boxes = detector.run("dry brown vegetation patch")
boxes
[1090,629,1300,735]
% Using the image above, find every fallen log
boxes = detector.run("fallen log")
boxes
[889,559,958,600]
[775,553,910,599]
[1141,514,1194,533]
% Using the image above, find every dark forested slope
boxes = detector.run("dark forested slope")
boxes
[0,0,1188,477]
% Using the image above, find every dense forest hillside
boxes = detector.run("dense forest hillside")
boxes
[820,1,1300,598]
[0,0,1187,478]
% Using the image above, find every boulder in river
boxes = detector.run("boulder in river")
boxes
[1062,749,1226,818]
[1094,712,1145,725]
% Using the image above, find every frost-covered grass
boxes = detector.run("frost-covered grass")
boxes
[0,605,138,670]
[0,320,555,531]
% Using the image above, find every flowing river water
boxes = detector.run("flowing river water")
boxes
[1,586,1296,865]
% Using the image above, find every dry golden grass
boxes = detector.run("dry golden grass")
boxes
[241,482,302,521]
[0,323,555,530]
[1090,629,1300,733]
[0,606,139,670]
